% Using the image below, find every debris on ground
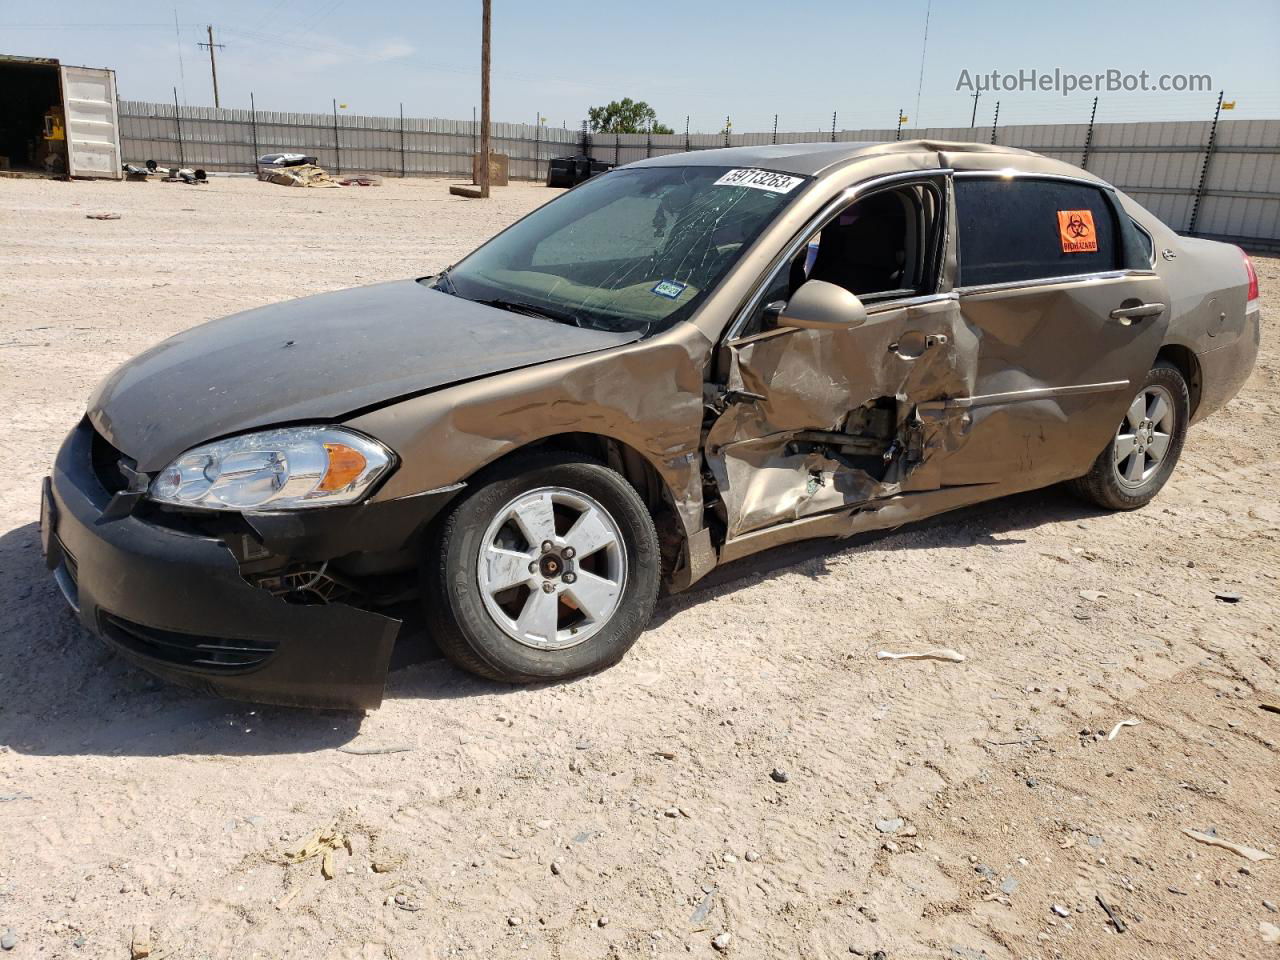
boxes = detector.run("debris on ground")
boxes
[711,931,732,951]
[85,212,121,220]
[259,164,340,188]
[1079,590,1108,602]
[1260,702,1280,716]
[339,175,383,187]
[1051,904,1071,918]
[1181,828,1275,862]
[277,822,354,877]
[449,184,485,198]
[160,167,207,184]
[1107,717,1142,740]
[1095,893,1127,933]
[877,648,966,663]
[1261,922,1280,945]
[130,922,151,958]
[258,153,318,168]
[690,888,717,927]
[1214,591,1242,603]
[336,743,412,755]
[769,768,790,783]
[1,929,16,951]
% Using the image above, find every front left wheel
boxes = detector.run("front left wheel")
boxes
[425,451,660,683]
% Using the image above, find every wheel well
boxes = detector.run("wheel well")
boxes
[470,434,687,576]
[1156,344,1202,417]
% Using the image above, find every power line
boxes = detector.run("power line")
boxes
[173,9,187,105]
[913,0,931,128]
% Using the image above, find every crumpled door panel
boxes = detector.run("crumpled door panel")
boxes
[706,298,978,539]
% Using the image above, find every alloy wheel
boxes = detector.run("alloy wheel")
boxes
[1113,384,1175,488]
[476,486,628,651]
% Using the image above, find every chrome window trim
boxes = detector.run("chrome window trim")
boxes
[866,290,959,313]
[725,168,954,342]
[952,168,1115,191]
[955,268,1158,297]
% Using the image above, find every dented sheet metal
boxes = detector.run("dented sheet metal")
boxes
[350,322,713,545]
[706,296,978,539]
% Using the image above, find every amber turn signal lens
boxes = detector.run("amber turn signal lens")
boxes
[318,442,368,492]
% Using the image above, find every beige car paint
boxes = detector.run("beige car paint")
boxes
[350,140,1258,590]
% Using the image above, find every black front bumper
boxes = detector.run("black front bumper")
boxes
[43,420,407,710]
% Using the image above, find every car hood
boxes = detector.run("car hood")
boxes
[88,279,639,471]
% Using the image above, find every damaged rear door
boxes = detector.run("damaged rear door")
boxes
[705,173,979,541]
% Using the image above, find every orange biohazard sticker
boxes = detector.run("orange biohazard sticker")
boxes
[1057,209,1098,253]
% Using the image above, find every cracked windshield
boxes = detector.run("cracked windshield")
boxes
[437,165,809,334]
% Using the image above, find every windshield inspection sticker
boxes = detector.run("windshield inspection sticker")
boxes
[1057,209,1098,253]
[714,168,805,194]
[651,279,688,299]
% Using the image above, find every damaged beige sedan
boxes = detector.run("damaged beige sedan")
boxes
[44,140,1261,708]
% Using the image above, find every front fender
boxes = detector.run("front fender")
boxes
[346,323,714,543]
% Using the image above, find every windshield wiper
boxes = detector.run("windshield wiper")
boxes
[430,267,456,294]
[475,298,584,328]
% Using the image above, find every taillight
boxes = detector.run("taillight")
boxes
[1239,247,1259,302]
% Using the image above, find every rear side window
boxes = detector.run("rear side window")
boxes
[955,178,1120,286]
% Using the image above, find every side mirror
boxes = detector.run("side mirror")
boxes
[771,280,868,331]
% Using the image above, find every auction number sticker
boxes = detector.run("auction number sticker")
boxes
[714,168,805,194]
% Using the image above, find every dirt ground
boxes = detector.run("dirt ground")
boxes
[0,174,1277,960]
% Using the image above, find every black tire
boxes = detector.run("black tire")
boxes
[424,451,660,683]
[1068,360,1189,511]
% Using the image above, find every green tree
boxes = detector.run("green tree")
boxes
[587,98,674,135]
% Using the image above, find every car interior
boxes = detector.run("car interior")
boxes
[744,181,942,335]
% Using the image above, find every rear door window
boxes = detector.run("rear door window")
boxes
[955,177,1121,286]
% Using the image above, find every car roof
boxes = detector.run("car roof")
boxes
[625,138,1085,179]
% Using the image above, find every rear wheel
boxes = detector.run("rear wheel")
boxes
[1068,360,1189,510]
[425,452,660,682]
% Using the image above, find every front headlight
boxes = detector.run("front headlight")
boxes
[148,426,394,511]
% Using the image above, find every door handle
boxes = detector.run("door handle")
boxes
[1109,302,1165,324]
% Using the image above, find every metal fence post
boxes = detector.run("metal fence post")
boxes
[1188,91,1225,235]
[685,115,690,153]
[772,113,777,145]
[332,99,341,174]
[533,112,540,182]
[615,132,620,166]
[646,121,652,159]
[172,86,185,167]
[399,103,406,177]
[830,111,837,142]
[723,116,730,148]
[249,91,259,172]
[989,100,1000,145]
[1080,96,1098,170]
[896,107,904,142]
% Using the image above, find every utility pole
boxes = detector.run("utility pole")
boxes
[478,0,492,199]
[196,25,225,108]
[969,91,981,128]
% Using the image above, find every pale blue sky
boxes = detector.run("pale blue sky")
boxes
[5,0,1279,131]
